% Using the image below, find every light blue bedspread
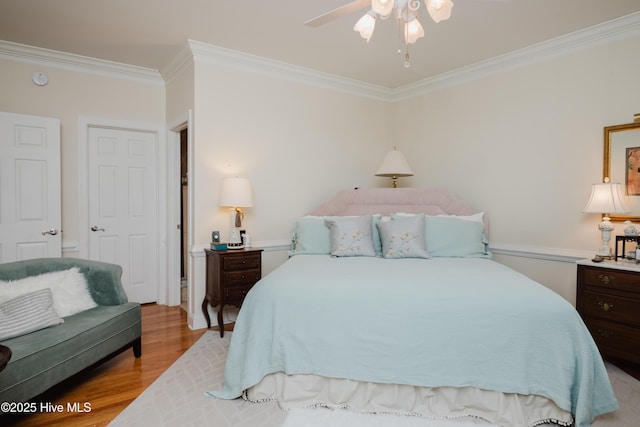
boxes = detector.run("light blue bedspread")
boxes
[207,255,618,427]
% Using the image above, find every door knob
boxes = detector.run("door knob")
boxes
[41,228,58,236]
[91,225,105,232]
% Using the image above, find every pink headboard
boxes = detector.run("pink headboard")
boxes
[308,188,488,236]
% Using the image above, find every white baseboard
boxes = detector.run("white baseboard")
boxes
[490,243,592,263]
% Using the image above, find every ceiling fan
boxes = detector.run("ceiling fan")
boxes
[304,0,508,28]
[305,0,456,67]
[304,0,372,28]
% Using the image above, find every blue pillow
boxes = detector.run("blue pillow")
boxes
[425,216,491,258]
[289,217,332,255]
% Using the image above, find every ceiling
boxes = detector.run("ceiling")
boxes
[1,0,639,88]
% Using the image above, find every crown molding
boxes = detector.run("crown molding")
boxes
[187,40,393,102]
[160,42,194,85]
[391,11,640,101]
[1,11,638,99]
[0,40,163,86]
[187,11,640,102]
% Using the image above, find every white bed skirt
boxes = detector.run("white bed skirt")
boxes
[245,373,573,427]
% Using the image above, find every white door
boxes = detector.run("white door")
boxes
[0,112,61,262]
[87,126,158,303]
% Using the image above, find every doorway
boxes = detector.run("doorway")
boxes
[180,128,188,311]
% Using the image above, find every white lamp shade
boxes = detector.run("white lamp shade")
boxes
[372,0,394,17]
[426,0,454,23]
[375,149,414,177]
[404,16,425,44]
[219,177,254,208]
[354,12,376,42]
[583,182,630,214]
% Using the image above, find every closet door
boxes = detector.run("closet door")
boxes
[87,126,158,303]
[0,112,61,262]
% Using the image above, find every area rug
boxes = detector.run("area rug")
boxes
[109,331,640,427]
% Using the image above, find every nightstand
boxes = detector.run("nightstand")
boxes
[576,259,640,369]
[202,248,263,337]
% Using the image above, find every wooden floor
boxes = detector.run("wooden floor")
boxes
[3,304,210,427]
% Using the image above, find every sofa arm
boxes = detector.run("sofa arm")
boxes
[0,258,128,306]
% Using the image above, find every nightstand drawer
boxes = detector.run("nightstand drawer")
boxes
[223,269,261,286]
[582,291,640,326]
[224,285,252,301]
[581,266,640,294]
[583,317,640,364]
[223,254,261,270]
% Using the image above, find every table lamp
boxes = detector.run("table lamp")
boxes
[375,147,413,188]
[583,178,630,257]
[219,177,253,249]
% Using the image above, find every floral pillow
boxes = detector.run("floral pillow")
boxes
[324,215,376,257]
[377,214,430,259]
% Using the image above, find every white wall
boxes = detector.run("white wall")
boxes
[0,56,165,256]
[191,62,393,245]
[393,34,640,301]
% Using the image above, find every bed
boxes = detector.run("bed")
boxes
[207,188,618,427]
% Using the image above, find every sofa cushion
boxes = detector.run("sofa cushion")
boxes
[0,303,141,403]
[0,288,64,340]
[0,267,97,317]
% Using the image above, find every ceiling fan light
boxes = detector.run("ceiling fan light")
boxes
[354,12,376,42]
[372,0,394,17]
[404,17,424,44]
[426,0,454,23]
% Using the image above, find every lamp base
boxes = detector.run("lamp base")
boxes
[227,209,243,249]
[595,246,613,259]
[596,219,614,259]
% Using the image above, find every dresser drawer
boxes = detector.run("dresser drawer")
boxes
[222,254,261,270]
[581,266,640,294]
[223,269,261,286]
[582,291,640,326]
[224,285,252,302]
[583,317,640,364]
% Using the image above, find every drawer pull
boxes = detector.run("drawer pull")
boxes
[597,274,613,285]
[597,329,615,338]
[597,301,615,312]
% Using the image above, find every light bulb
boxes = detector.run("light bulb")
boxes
[353,12,376,42]
[404,17,424,44]
[426,0,454,23]
[372,0,394,17]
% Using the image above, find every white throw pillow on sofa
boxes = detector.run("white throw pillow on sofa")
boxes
[0,267,97,317]
[0,288,64,340]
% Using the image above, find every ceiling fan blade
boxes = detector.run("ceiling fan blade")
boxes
[305,0,371,27]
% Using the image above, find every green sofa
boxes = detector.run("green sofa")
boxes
[0,258,141,405]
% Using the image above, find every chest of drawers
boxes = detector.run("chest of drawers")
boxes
[576,260,640,365]
[202,248,263,337]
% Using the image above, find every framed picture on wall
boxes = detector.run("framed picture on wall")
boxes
[604,121,640,221]
[626,147,640,196]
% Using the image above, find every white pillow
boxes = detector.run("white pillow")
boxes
[0,288,64,340]
[0,267,97,317]
[377,214,430,259]
[324,215,376,257]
